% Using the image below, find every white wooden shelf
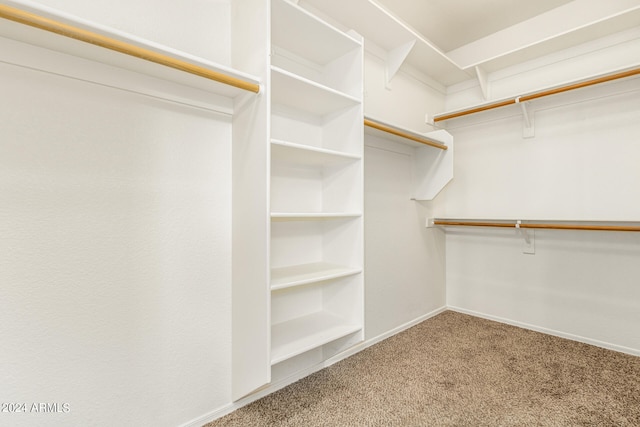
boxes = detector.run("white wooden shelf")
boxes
[299,0,471,86]
[271,0,360,66]
[271,139,361,166]
[271,262,362,291]
[364,115,448,149]
[270,66,361,115]
[271,212,362,221]
[0,1,260,99]
[271,311,362,365]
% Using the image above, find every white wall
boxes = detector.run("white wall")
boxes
[439,39,640,354]
[364,53,444,133]
[24,0,232,65]
[0,8,234,427]
[364,138,446,339]
[446,227,640,354]
[439,77,640,221]
[363,53,447,339]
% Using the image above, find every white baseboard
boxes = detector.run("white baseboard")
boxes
[324,306,448,366]
[182,306,447,427]
[447,306,640,357]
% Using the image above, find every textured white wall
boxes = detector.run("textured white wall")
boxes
[364,137,446,340]
[439,77,640,221]
[440,56,640,354]
[24,0,232,65]
[363,53,447,340]
[364,53,444,132]
[446,227,640,354]
[0,58,232,425]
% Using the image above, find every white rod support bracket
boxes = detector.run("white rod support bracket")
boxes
[516,221,535,254]
[475,66,490,100]
[516,98,535,138]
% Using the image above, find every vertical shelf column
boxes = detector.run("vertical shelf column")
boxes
[231,0,271,401]
[269,0,364,375]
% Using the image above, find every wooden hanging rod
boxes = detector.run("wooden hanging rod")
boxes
[433,67,640,122]
[434,219,640,233]
[364,118,448,150]
[0,4,260,94]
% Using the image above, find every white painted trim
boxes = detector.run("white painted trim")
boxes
[447,306,640,358]
[325,306,448,365]
[183,306,447,426]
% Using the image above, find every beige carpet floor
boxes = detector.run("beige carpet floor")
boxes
[207,311,640,426]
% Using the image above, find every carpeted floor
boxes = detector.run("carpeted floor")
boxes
[207,311,640,426]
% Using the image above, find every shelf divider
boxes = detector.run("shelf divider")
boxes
[271,311,362,365]
[271,262,362,291]
[271,212,362,221]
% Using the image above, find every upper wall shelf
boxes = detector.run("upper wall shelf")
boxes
[434,65,640,123]
[300,0,640,90]
[299,0,471,87]
[446,4,640,74]
[272,0,361,66]
[364,117,447,150]
[0,2,260,99]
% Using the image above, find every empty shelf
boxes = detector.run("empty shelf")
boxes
[271,66,360,115]
[271,311,362,365]
[271,212,362,221]
[271,139,361,166]
[271,262,362,291]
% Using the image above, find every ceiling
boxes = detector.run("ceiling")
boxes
[374,0,574,52]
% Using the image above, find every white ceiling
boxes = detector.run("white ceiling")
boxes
[375,0,574,52]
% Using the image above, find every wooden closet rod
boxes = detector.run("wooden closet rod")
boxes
[434,219,640,233]
[433,67,640,122]
[0,4,261,94]
[364,118,448,150]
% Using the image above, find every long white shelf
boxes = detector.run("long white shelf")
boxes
[271,311,362,365]
[271,212,362,221]
[271,139,361,167]
[364,116,448,150]
[299,0,471,86]
[271,0,361,67]
[434,65,640,123]
[271,262,362,291]
[0,1,260,99]
[270,66,361,115]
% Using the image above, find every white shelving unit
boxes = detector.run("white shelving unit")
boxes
[269,0,364,372]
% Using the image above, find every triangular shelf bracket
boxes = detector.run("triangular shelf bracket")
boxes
[385,39,416,89]
[516,97,535,138]
[475,65,490,100]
